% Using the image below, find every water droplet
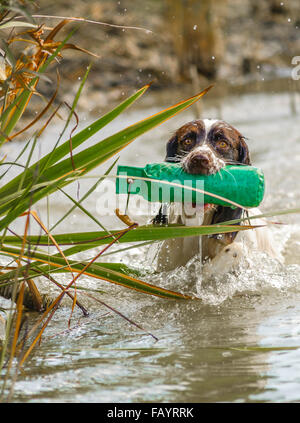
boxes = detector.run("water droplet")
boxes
[222,351,232,357]
[193,25,197,30]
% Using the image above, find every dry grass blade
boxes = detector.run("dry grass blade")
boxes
[16,14,155,34]
[25,278,43,312]
[31,268,89,316]
[84,293,158,341]
[10,282,25,361]
[21,210,79,324]
[0,21,37,29]
[21,211,74,278]
[62,43,99,58]
[43,19,98,57]
[44,18,72,42]
[64,101,79,171]
[7,69,60,140]
[0,18,96,145]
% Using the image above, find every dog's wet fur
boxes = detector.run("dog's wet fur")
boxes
[154,119,280,275]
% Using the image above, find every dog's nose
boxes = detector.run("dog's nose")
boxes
[191,154,210,169]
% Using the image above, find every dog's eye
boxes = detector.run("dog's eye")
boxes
[216,140,228,149]
[182,139,193,147]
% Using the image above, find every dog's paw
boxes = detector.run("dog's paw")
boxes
[152,204,169,225]
[202,242,245,279]
[152,213,168,225]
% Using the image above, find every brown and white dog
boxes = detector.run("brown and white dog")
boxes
[153,119,281,277]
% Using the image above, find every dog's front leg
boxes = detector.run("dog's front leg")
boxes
[155,203,203,272]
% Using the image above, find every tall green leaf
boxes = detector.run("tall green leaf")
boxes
[0,86,212,229]
[0,246,192,300]
[2,223,259,249]
[0,84,150,200]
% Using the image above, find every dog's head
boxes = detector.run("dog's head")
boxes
[166,119,251,174]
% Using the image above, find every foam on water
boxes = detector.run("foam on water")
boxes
[104,221,300,308]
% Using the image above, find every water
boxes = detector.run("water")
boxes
[1,88,300,402]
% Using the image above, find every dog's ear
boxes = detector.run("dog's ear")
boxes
[238,136,251,165]
[165,135,179,162]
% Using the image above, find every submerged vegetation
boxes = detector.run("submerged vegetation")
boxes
[0,0,299,402]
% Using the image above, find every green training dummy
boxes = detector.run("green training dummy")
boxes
[116,163,265,208]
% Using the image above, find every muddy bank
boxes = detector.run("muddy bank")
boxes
[30,0,299,114]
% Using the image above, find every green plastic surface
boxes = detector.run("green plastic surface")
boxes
[116,163,265,208]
